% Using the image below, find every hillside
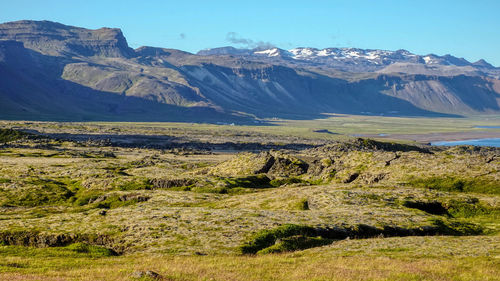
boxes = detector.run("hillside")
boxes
[1,20,500,121]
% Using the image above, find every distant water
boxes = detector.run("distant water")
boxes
[474,126,500,129]
[432,138,500,148]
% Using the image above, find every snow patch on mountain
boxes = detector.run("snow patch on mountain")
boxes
[196,46,497,74]
[254,48,280,57]
[287,47,417,62]
[423,56,438,64]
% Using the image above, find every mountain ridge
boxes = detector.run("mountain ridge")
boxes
[1,20,500,122]
[197,46,498,73]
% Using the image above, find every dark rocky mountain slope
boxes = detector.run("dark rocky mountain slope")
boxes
[1,20,499,122]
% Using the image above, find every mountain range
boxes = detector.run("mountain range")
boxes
[1,20,499,122]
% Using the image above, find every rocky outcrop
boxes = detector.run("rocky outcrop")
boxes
[0,230,117,250]
[150,178,195,189]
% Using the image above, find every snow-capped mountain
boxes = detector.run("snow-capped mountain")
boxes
[197,46,497,74]
[289,47,415,61]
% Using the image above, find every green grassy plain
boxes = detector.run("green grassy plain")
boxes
[3,114,500,142]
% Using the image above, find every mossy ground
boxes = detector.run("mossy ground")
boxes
[0,121,498,280]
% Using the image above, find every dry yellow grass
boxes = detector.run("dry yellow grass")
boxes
[1,238,499,281]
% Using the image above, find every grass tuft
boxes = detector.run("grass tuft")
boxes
[295,198,310,210]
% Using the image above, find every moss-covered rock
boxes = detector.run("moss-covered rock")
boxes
[209,151,309,178]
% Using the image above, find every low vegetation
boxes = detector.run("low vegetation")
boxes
[240,219,484,255]
[0,121,498,280]
[407,176,500,194]
[0,128,28,143]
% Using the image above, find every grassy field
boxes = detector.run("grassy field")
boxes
[0,118,499,280]
[1,239,499,281]
[2,114,500,143]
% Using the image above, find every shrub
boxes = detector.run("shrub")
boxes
[240,224,317,254]
[257,235,331,254]
[3,179,74,207]
[407,176,500,194]
[445,199,494,218]
[430,218,483,235]
[0,128,28,143]
[403,200,449,215]
[403,198,497,218]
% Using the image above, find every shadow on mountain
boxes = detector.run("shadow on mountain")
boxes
[0,41,255,124]
[436,75,500,112]
[0,41,468,122]
[182,64,462,120]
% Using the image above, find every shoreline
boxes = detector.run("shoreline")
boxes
[431,138,500,147]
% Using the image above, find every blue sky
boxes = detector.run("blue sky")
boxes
[1,0,499,66]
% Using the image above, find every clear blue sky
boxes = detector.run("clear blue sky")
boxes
[1,0,499,66]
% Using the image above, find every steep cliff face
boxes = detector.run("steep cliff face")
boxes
[382,75,500,114]
[0,20,135,58]
[1,20,499,122]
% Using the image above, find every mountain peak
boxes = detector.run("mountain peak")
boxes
[473,59,495,69]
